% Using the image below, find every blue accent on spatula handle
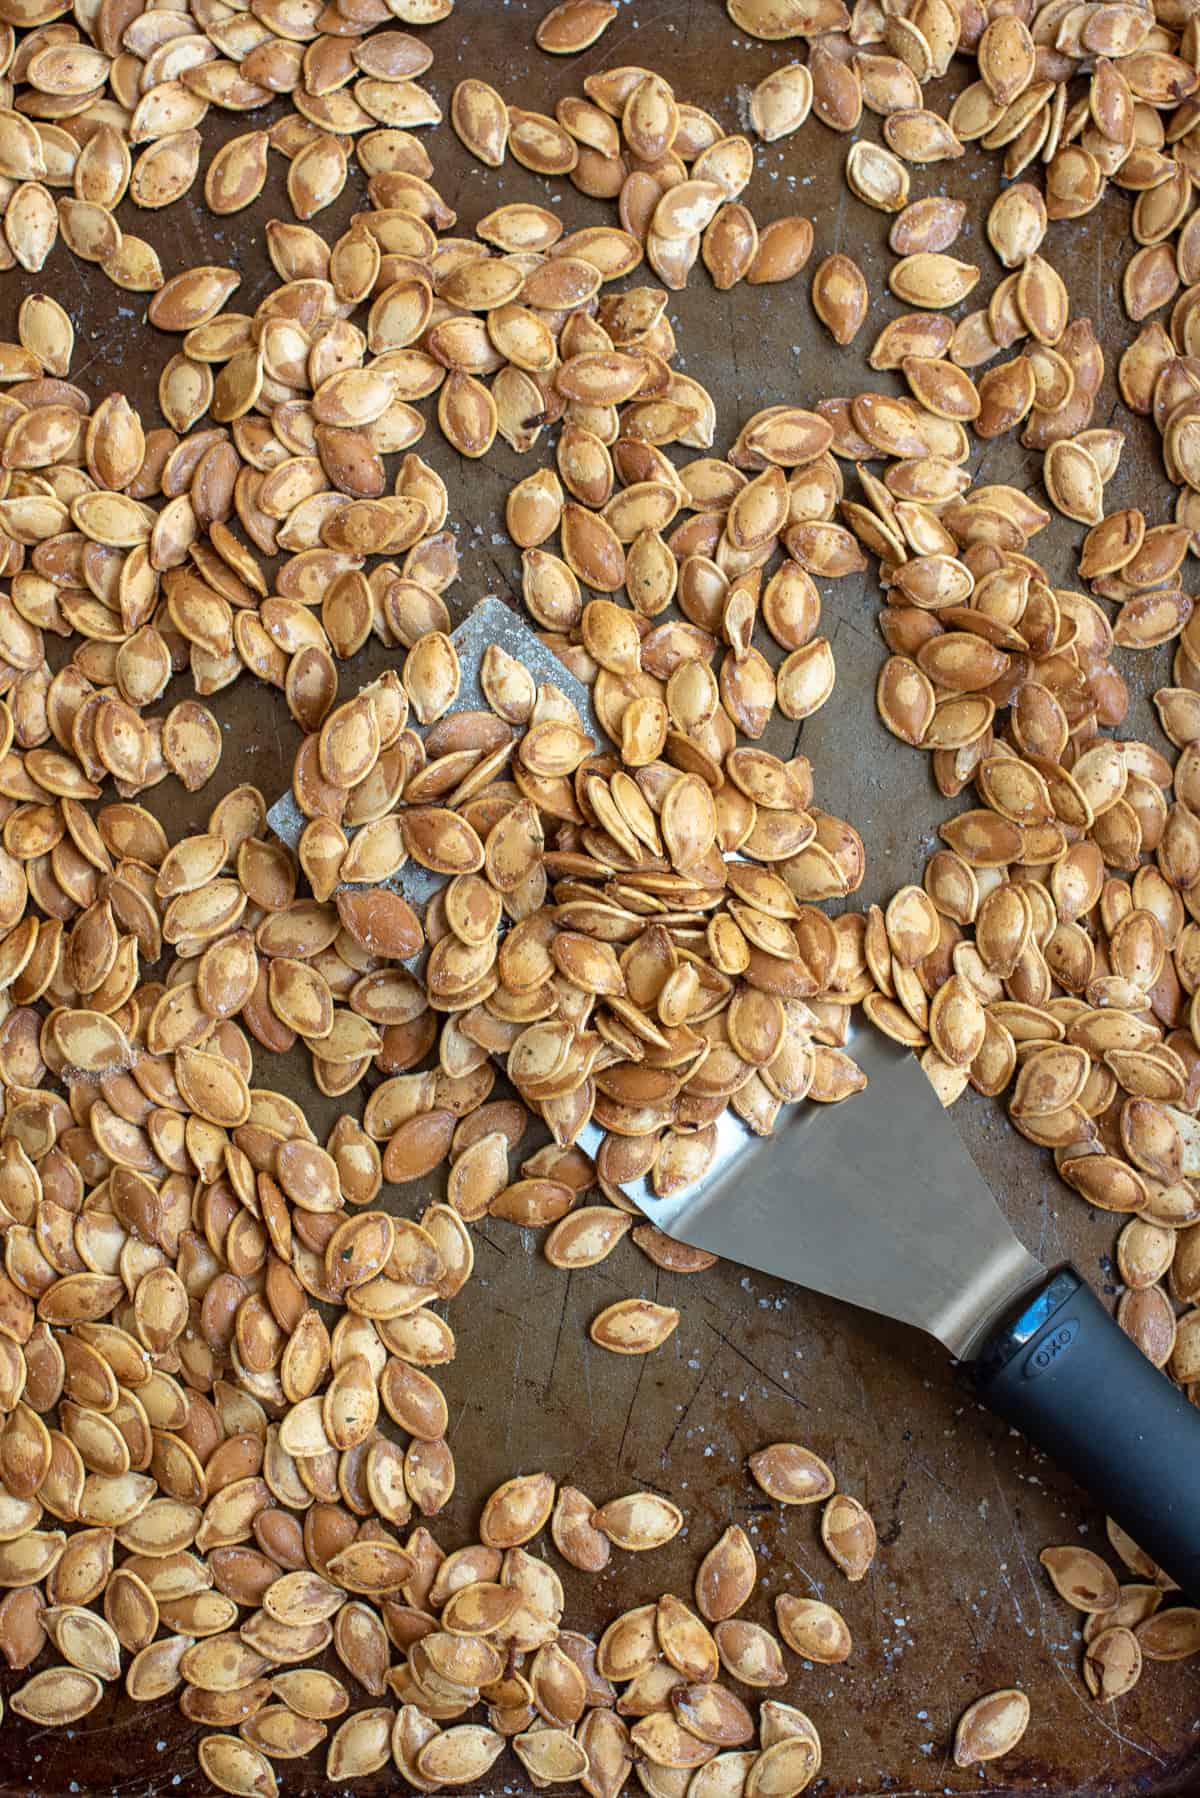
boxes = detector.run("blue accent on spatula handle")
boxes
[973,1264,1200,1600]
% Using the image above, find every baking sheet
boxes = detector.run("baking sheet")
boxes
[2,2,1198,1793]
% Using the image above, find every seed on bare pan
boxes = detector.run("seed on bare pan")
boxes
[820,1492,876,1581]
[147,265,240,335]
[202,131,269,217]
[845,141,909,213]
[811,255,868,346]
[775,1596,852,1664]
[690,1526,757,1626]
[594,1491,683,1551]
[984,182,1046,272]
[1082,1625,1142,1701]
[744,1735,819,1798]
[1114,591,1191,651]
[548,1486,611,1575]
[953,1690,1030,1766]
[746,216,814,285]
[750,62,812,140]
[748,1443,835,1505]
[536,0,617,51]
[876,656,935,745]
[1043,440,1103,525]
[286,134,346,221]
[240,1706,328,1760]
[198,1734,278,1798]
[1040,1545,1120,1613]
[476,1471,555,1550]
[883,107,964,163]
[1124,239,1182,323]
[1135,1607,1200,1660]
[415,1726,503,1783]
[889,253,980,308]
[508,105,579,176]
[886,198,964,260]
[776,638,835,721]
[544,1205,632,1270]
[12,1665,104,1723]
[323,1706,394,1779]
[512,1728,589,1782]
[1079,509,1144,579]
[590,1297,680,1354]
[6,181,57,272]
[872,337,949,406]
[629,1709,715,1771]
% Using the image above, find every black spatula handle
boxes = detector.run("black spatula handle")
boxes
[973,1265,1200,1599]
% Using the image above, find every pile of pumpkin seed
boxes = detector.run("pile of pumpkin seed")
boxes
[3,0,1200,1781]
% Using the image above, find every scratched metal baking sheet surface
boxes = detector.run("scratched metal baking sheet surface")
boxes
[4,1,1199,1793]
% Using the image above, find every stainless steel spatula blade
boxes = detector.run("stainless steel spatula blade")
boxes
[617,1026,1043,1359]
[638,1024,1200,1600]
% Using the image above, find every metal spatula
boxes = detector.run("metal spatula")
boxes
[640,1020,1200,1601]
[268,596,1200,1599]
